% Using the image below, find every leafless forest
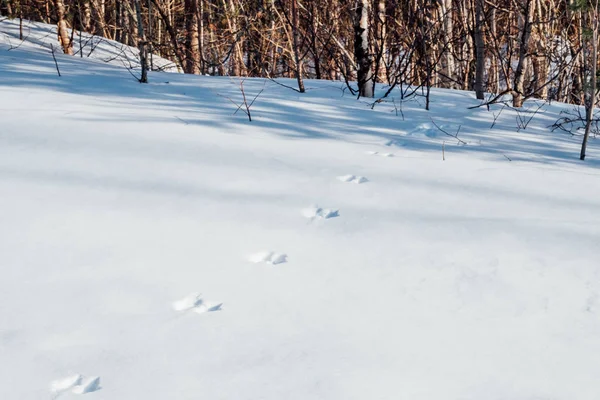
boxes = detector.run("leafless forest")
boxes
[2,0,599,109]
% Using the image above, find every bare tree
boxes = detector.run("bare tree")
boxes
[7,0,598,139]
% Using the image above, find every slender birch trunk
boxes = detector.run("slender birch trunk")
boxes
[53,0,73,54]
[354,0,373,97]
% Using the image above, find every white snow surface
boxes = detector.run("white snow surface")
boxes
[0,17,178,72]
[1,22,600,400]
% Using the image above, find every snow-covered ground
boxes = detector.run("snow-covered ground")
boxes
[1,20,600,400]
[0,17,178,72]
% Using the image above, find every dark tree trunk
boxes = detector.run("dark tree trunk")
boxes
[134,0,148,82]
[581,7,598,160]
[474,0,485,99]
[115,0,122,42]
[291,0,305,92]
[91,0,106,37]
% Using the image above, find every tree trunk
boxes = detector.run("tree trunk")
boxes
[373,0,387,88]
[354,0,373,97]
[328,0,340,80]
[531,42,548,99]
[197,0,204,74]
[572,3,585,105]
[269,0,277,75]
[291,0,305,92]
[80,0,91,32]
[19,0,23,40]
[91,0,106,37]
[581,5,598,160]
[150,0,185,69]
[123,3,131,44]
[310,2,321,79]
[223,0,244,76]
[53,0,73,55]
[531,0,548,99]
[488,6,499,93]
[128,3,138,47]
[513,0,534,108]
[459,0,473,90]
[440,0,455,88]
[184,0,200,73]
[4,0,13,17]
[134,0,148,82]
[115,0,122,42]
[474,0,485,99]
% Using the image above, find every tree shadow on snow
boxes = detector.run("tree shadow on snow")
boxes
[1,43,599,171]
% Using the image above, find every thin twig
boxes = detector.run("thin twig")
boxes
[468,90,512,109]
[218,93,245,115]
[50,44,61,77]
[515,101,546,132]
[490,103,507,129]
[218,78,264,122]
[247,88,265,109]
[267,76,302,92]
[442,141,445,161]
[430,118,467,145]
[119,60,142,81]
[391,97,405,120]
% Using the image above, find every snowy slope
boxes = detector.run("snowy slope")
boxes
[1,31,600,400]
[0,17,178,72]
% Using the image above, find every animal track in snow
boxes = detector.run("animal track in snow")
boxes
[302,206,339,220]
[50,374,101,397]
[172,293,223,314]
[366,151,394,157]
[249,251,288,265]
[337,174,369,184]
[51,374,82,394]
[72,377,101,394]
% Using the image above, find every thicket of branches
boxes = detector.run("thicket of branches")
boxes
[1,0,597,101]
[2,0,600,156]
